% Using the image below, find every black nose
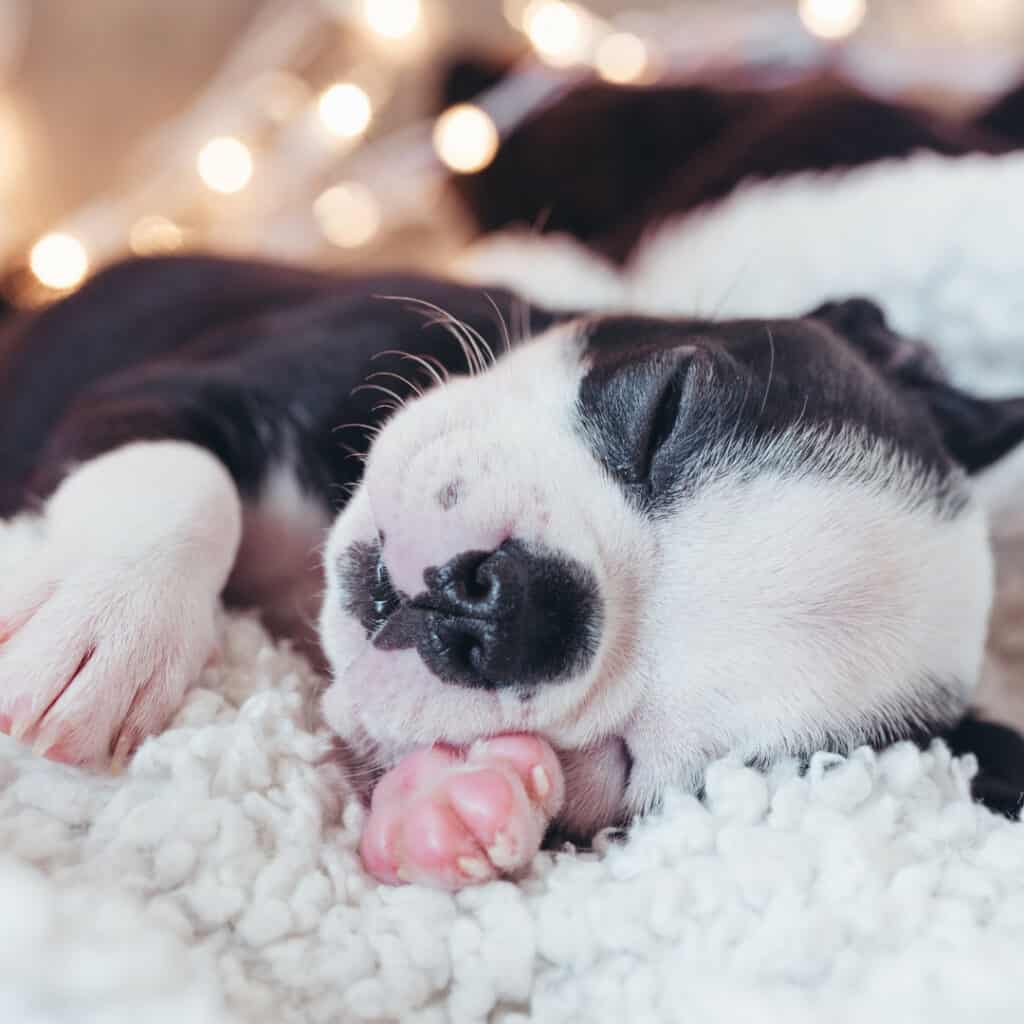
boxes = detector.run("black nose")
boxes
[375,541,601,689]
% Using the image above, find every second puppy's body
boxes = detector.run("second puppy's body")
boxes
[2,256,1023,888]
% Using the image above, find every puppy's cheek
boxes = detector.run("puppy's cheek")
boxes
[318,596,366,677]
[318,487,379,671]
[321,675,357,739]
[322,646,427,744]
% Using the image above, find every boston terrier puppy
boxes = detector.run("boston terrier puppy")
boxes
[2,256,1023,889]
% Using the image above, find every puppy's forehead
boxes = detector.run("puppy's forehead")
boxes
[576,313,866,436]
[579,313,844,377]
[573,313,963,508]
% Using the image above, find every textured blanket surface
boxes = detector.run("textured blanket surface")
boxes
[5,151,1024,1022]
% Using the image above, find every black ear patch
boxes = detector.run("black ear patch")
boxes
[810,298,944,384]
[920,389,1024,475]
[811,297,1024,475]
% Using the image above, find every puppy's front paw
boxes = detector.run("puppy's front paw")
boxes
[359,734,565,889]
[0,442,241,768]
[0,551,218,767]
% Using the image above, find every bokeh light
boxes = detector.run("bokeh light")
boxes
[197,136,253,194]
[29,233,89,290]
[130,215,184,256]
[315,183,382,248]
[799,0,867,40]
[595,32,649,84]
[433,104,499,174]
[318,82,373,139]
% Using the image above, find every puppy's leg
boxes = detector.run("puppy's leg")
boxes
[0,441,241,766]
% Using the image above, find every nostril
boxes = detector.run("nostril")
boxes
[455,553,494,604]
[425,549,512,612]
[431,617,494,685]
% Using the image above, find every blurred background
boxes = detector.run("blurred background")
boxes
[1,0,1023,304]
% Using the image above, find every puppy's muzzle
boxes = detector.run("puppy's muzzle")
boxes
[374,540,602,689]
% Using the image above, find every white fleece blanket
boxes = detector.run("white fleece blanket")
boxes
[4,151,1024,1023]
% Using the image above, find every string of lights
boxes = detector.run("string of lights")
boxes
[2,0,1021,303]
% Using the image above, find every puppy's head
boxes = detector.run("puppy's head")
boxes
[319,298,1024,836]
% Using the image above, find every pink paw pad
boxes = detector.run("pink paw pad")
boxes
[360,734,565,890]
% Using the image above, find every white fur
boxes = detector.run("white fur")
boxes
[624,457,991,809]
[0,442,242,763]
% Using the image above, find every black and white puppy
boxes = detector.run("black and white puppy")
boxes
[1,256,1022,887]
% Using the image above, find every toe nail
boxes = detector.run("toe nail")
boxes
[31,734,52,758]
[532,764,550,799]
[457,856,492,881]
[396,867,414,884]
[110,733,133,774]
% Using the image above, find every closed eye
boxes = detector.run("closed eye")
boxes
[636,369,685,485]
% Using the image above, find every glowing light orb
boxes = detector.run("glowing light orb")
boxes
[30,233,89,290]
[315,183,382,248]
[595,32,649,84]
[318,83,373,139]
[130,215,184,256]
[362,0,421,39]
[523,1,591,66]
[433,104,499,174]
[197,137,253,194]
[799,0,867,40]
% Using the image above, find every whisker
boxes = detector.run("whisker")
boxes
[759,325,776,420]
[519,295,533,344]
[424,306,494,373]
[391,293,496,373]
[351,382,407,407]
[531,205,553,236]
[424,313,482,375]
[329,479,361,499]
[332,422,383,437]
[709,252,759,321]
[340,444,369,465]
[366,370,424,399]
[484,291,513,354]
[417,353,451,381]
[725,372,755,456]
[371,348,449,387]
[375,294,489,376]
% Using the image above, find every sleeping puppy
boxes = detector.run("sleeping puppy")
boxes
[1,255,1023,889]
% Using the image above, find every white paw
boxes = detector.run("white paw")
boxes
[0,546,219,766]
[0,441,242,767]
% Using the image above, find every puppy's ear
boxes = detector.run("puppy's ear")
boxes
[811,297,1024,474]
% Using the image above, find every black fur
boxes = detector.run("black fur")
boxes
[812,298,1024,474]
[943,713,1024,818]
